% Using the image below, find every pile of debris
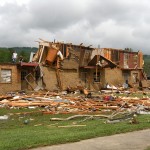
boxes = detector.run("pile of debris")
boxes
[0,90,150,116]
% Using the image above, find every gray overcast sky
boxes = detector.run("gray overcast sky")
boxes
[0,0,150,54]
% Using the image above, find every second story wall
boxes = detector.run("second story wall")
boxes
[92,48,143,69]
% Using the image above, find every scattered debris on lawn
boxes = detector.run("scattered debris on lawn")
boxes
[0,115,9,120]
[57,124,86,128]
[0,89,150,124]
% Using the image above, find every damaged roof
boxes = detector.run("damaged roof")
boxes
[87,55,117,68]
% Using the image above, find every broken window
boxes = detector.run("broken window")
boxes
[35,67,41,81]
[62,44,67,57]
[93,72,100,82]
[132,73,139,83]
[133,54,138,65]
[21,70,28,80]
[122,71,130,83]
[0,69,12,83]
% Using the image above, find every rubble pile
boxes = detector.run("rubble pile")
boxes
[0,90,150,115]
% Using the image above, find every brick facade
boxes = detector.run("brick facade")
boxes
[0,64,21,94]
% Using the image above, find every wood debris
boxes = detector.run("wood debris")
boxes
[0,90,150,117]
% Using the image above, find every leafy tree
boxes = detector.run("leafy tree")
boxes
[143,55,150,76]
[0,47,38,63]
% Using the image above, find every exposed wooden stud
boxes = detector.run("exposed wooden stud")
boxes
[38,45,45,63]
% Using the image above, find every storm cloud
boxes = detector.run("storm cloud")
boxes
[0,0,150,54]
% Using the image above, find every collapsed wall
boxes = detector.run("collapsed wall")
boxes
[31,40,148,92]
[41,66,83,91]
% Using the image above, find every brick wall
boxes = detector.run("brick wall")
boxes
[0,64,21,94]
[42,67,58,91]
[104,68,142,87]
[42,66,82,91]
[61,70,81,90]
[104,68,124,86]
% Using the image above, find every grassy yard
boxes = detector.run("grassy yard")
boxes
[0,107,150,150]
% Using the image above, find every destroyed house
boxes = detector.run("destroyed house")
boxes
[32,41,93,91]
[32,40,145,91]
[87,48,145,90]
[0,41,145,94]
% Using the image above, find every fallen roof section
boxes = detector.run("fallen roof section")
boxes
[87,55,117,68]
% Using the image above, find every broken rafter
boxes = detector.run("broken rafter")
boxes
[50,114,110,121]
[39,38,50,43]
[57,124,86,128]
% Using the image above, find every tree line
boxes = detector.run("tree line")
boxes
[0,47,37,63]
[143,55,150,76]
[0,47,149,76]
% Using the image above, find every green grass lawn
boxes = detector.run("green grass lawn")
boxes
[145,147,150,150]
[0,107,150,150]
[115,92,150,98]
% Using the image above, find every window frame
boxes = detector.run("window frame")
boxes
[93,72,100,83]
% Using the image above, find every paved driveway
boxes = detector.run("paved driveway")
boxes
[30,129,150,150]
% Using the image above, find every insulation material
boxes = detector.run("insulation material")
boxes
[124,53,129,68]
[66,47,70,58]
[32,47,42,62]
[57,51,63,60]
